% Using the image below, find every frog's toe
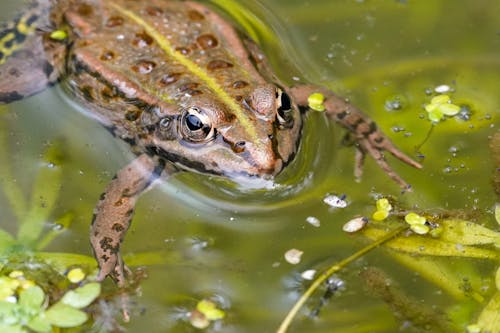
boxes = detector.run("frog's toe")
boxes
[360,138,413,191]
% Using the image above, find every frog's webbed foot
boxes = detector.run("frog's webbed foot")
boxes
[290,85,422,190]
[91,154,167,287]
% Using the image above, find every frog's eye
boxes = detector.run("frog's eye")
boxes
[275,88,294,129]
[180,107,215,143]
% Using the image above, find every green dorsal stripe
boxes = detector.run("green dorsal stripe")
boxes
[110,3,258,141]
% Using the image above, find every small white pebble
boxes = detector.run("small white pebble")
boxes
[434,84,451,93]
[306,216,320,227]
[301,269,317,280]
[342,217,368,233]
[284,248,303,265]
[323,195,348,208]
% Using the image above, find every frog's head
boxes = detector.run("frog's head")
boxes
[146,84,302,179]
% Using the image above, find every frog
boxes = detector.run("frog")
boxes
[0,0,422,286]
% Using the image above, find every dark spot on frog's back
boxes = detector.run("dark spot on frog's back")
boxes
[133,31,154,48]
[196,34,218,49]
[132,60,156,74]
[100,50,114,61]
[175,46,190,55]
[187,10,204,21]
[145,6,163,16]
[159,72,182,86]
[106,16,124,28]
[207,60,233,71]
[232,81,248,89]
[179,82,202,96]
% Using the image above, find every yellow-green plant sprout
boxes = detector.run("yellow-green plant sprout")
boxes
[372,198,393,221]
[49,29,67,40]
[405,212,430,235]
[424,94,461,122]
[307,92,326,112]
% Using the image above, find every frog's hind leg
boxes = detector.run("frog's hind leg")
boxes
[0,1,66,104]
[91,154,174,287]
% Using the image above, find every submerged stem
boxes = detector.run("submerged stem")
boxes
[277,225,408,333]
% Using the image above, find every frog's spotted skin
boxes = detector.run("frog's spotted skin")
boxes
[0,0,421,286]
[0,6,39,65]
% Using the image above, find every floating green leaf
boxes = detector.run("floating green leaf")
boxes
[0,301,18,325]
[19,286,45,310]
[424,94,461,122]
[27,314,51,333]
[0,323,25,333]
[45,303,88,328]
[495,204,500,226]
[60,282,100,309]
[405,212,427,225]
[196,299,225,321]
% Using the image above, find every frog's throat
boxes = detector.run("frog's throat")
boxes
[110,3,259,143]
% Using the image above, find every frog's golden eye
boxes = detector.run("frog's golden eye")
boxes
[275,88,294,129]
[180,107,215,143]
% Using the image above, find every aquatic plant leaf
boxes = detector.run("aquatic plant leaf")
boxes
[60,282,101,309]
[0,120,27,222]
[0,230,14,252]
[45,303,88,328]
[363,226,499,260]
[390,253,484,301]
[19,286,45,310]
[0,324,25,333]
[0,301,18,324]
[17,143,63,246]
[209,0,276,44]
[196,299,225,320]
[476,291,500,332]
[36,252,97,275]
[438,219,500,245]
[27,314,51,333]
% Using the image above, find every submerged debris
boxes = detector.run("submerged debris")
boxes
[284,249,304,265]
[342,216,368,233]
[323,194,348,208]
[306,216,321,227]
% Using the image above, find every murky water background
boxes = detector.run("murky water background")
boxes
[1,1,499,332]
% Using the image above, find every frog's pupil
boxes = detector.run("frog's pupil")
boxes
[186,114,203,131]
[279,92,291,111]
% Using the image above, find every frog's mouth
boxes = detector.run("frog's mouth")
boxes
[145,144,285,180]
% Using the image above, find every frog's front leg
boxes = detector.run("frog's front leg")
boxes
[290,85,422,189]
[90,153,168,286]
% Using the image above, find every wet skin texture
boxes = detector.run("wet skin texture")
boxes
[0,0,421,285]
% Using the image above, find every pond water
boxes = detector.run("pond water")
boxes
[0,0,499,332]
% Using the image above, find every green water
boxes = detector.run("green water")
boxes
[1,0,499,332]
